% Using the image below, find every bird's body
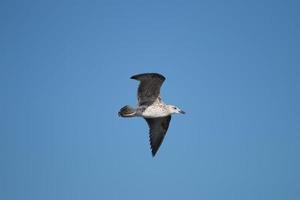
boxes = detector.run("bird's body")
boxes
[118,73,185,156]
[135,100,171,118]
[141,103,170,118]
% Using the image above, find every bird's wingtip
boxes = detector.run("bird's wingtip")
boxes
[130,73,166,81]
[151,151,156,157]
[130,74,139,80]
[151,147,158,157]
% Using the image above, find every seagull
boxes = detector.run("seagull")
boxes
[118,73,185,157]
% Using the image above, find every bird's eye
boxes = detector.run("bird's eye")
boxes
[173,107,177,109]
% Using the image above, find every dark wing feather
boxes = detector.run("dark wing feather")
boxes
[144,116,171,157]
[131,73,165,106]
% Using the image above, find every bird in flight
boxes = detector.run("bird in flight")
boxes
[118,73,185,157]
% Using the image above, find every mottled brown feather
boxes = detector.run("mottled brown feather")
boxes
[144,116,171,156]
[131,73,165,106]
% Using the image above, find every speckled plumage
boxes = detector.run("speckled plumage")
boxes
[118,73,185,157]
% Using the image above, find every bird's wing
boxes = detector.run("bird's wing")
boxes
[144,116,171,157]
[131,73,165,106]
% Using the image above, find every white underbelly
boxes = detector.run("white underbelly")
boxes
[142,105,169,118]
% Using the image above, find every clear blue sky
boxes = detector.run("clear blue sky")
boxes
[1,0,300,200]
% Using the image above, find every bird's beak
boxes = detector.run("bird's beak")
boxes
[179,110,185,114]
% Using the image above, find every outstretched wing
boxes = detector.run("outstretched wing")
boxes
[144,116,171,157]
[131,73,165,106]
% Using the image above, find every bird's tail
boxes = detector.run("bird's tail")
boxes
[118,105,136,117]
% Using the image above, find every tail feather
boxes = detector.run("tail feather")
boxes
[118,105,136,117]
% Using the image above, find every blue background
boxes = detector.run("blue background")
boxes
[1,0,300,199]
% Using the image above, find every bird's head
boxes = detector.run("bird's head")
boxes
[167,105,185,114]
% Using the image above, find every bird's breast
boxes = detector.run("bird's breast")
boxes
[141,105,170,118]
